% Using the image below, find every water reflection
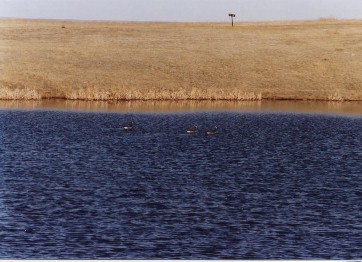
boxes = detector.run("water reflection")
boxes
[1,99,362,116]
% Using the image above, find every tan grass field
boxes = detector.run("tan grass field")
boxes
[1,18,362,101]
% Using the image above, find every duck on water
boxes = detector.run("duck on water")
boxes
[186,125,218,135]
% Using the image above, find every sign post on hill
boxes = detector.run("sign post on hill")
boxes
[229,13,236,27]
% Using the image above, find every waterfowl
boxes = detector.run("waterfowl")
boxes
[123,121,134,130]
[186,125,198,134]
[205,126,218,135]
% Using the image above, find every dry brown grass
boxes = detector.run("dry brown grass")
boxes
[1,18,362,101]
[0,85,41,100]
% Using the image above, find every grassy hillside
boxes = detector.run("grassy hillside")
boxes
[1,19,362,101]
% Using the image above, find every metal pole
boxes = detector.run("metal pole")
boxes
[229,13,235,27]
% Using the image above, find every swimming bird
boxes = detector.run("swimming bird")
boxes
[186,125,198,134]
[205,126,218,135]
[123,121,134,130]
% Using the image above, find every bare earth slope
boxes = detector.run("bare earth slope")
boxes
[1,19,362,101]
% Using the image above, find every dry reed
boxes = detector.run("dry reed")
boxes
[328,92,344,102]
[65,86,262,101]
[0,86,41,100]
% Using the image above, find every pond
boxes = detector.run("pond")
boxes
[0,101,361,259]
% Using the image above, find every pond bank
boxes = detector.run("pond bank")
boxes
[1,99,362,116]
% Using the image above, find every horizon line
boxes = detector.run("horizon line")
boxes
[1,16,360,24]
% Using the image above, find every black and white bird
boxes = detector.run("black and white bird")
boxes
[123,121,134,130]
[205,126,218,135]
[186,125,198,134]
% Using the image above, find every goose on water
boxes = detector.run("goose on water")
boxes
[205,126,218,135]
[186,125,198,134]
[123,121,134,130]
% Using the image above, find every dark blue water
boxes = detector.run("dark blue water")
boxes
[0,110,361,259]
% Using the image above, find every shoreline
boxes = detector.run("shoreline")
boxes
[0,93,357,102]
[0,97,358,102]
[0,91,355,102]
[2,99,362,116]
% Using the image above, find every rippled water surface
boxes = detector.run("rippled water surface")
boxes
[0,110,361,259]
